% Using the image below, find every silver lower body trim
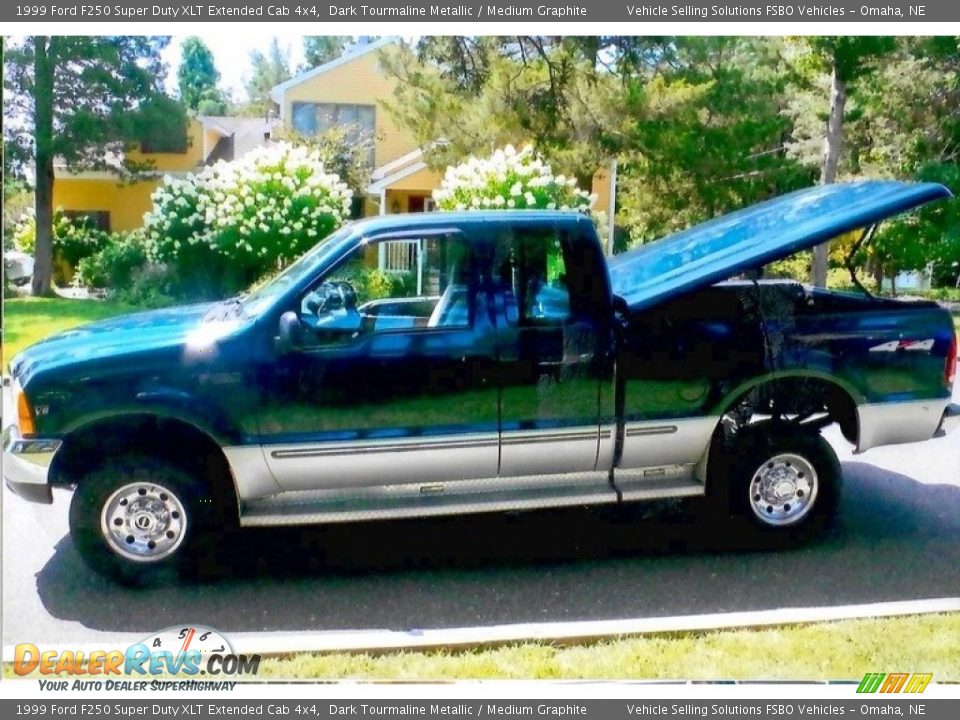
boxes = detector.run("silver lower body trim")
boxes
[856,397,951,453]
[260,431,499,492]
[618,416,718,479]
[222,445,282,500]
[2,425,59,504]
[937,402,960,438]
[499,426,602,476]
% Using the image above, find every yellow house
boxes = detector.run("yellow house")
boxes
[271,37,442,220]
[52,116,278,232]
[270,38,615,234]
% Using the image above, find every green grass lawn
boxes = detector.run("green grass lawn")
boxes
[4,613,957,681]
[254,614,960,680]
[2,297,136,364]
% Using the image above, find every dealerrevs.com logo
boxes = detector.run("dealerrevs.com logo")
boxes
[14,626,261,689]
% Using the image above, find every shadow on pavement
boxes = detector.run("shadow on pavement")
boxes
[34,461,960,634]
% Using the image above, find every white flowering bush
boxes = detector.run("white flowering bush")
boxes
[433,145,596,213]
[144,142,352,297]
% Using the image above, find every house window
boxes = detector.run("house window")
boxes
[291,102,375,165]
[62,210,111,233]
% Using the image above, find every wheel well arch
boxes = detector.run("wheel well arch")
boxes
[49,414,239,521]
[712,373,861,446]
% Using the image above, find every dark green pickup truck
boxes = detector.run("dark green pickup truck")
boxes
[5,181,958,583]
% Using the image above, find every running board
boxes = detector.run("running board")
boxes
[239,471,705,527]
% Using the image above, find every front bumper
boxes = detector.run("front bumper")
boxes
[2,425,60,504]
[936,402,960,438]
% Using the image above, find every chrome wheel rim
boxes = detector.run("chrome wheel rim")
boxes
[748,452,818,527]
[100,482,187,562]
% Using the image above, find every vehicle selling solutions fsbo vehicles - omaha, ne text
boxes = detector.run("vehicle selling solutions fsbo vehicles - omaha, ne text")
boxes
[4,181,959,583]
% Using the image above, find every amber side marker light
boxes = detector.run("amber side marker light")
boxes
[16,384,36,437]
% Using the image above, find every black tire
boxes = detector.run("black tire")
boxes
[709,429,840,545]
[69,456,211,585]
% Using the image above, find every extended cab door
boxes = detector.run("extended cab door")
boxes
[492,222,614,477]
[256,229,500,491]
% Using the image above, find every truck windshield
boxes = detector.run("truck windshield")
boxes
[241,226,355,317]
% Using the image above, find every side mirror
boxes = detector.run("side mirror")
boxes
[276,311,303,353]
[315,307,362,335]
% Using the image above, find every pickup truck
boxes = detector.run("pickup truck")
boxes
[5,180,959,583]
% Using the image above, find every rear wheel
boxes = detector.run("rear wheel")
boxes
[711,429,840,544]
[69,457,209,585]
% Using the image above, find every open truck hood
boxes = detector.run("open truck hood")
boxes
[608,180,952,312]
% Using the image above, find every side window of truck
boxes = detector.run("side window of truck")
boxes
[495,229,571,327]
[299,233,474,341]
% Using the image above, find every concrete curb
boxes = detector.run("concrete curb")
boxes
[226,596,960,657]
[4,597,958,661]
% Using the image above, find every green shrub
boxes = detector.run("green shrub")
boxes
[898,286,960,302]
[12,210,110,284]
[330,262,415,303]
[110,265,178,309]
[76,232,149,290]
[765,252,810,281]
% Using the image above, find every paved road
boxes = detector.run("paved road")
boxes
[3,387,959,651]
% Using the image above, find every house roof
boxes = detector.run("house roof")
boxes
[366,141,449,193]
[270,37,399,105]
[367,146,428,194]
[199,115,280,159]
[198,115,279,137]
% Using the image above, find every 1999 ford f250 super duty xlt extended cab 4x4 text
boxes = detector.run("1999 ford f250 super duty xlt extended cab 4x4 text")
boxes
[5,181,960,583]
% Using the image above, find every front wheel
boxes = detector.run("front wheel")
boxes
[69,457,208,585]
[712,430,840,544]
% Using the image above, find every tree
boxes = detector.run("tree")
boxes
[301,36,349,71]
[796,37,897,287]
[242,38,291,118]
[383,37,807,246]
[852,38,960,288]
[273,125,374,197]
[177,36,226,114]
[3,36,181,295]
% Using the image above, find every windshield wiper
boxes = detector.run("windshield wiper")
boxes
[204,296,247,322]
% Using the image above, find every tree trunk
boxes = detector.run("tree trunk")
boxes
[811,66,847,288]
[32,36,55,297]
[870,258,883,293]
